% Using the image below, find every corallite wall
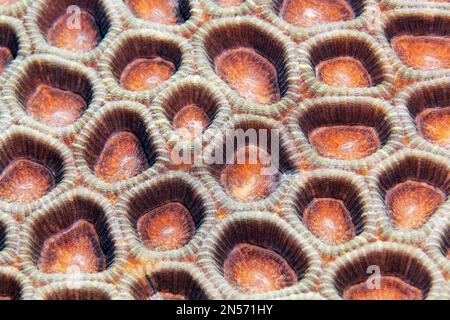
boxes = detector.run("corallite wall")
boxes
[0,0,448,300]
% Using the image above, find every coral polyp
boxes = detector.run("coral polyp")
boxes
[220,145,281,202]
[120,57,176,92]
[0,159,55,203]
[316,57,372,88]
[416,107,450,148]
[391,35,450,70]
[343,276,423,300]
[303,198,356,245]
[38,220,106,274]
[124,0,180,24]
[223,244,297,294]
[215,47,281,104]
[95,131,148,183]
[137,202,196,251]
[47,10,101,53]
[280,0,355,28]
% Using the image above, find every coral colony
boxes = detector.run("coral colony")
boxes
[0,0,448,300]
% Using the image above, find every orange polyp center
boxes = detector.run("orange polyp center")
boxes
[125,0,179,24]
[344,276,423,300]
[303,198,356,245]
[391,35,450,70]
[316,56,372,88]
[216,0,244,7]
[150,292,187,300]
[0,159,55,203]
[280,0,355,28]
[220,145,281,202]
[38,220,107,274]
[0,0,17,5]
[416,106,450,148]
[137,202,196,251]
[0,295,13,300]
[26,84,87,127]
[172,104,209,139]
[0,47,13,74]
[386,180,445,230]
[120,57,176,92]
[214,47,281,104]
[224,243,297,294]
[47,9,101,53]
[309,125,381,160]
[95,130,148,183]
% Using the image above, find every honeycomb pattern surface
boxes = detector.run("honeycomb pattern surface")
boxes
[0,0,448,300]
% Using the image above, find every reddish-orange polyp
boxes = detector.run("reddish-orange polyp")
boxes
[0,159,55,203]
[309,125,381,160]
[38,220,106,274]
[303,198,356,245]
[220,145,281,202]
[416,106,450,148]
[95,131,148,183]
[47,10,101,53]
[280,0,355,28]
[386,180,445,230]
[0,296,13,300]
[120,57,176,92]
[172,104,209,139]
[391,35,450,70]
[125,0,179,24]
[343,276,423,300]
[223,244,297,294]
[214,47,281,105]
[137,202,196,251]
[26,84,87,127]
[316,57,372,88]
[0,47,12,75]
[216,0,244,7]
[0,0,17,5]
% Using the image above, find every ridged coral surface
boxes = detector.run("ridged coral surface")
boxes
[0,0,448,300]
